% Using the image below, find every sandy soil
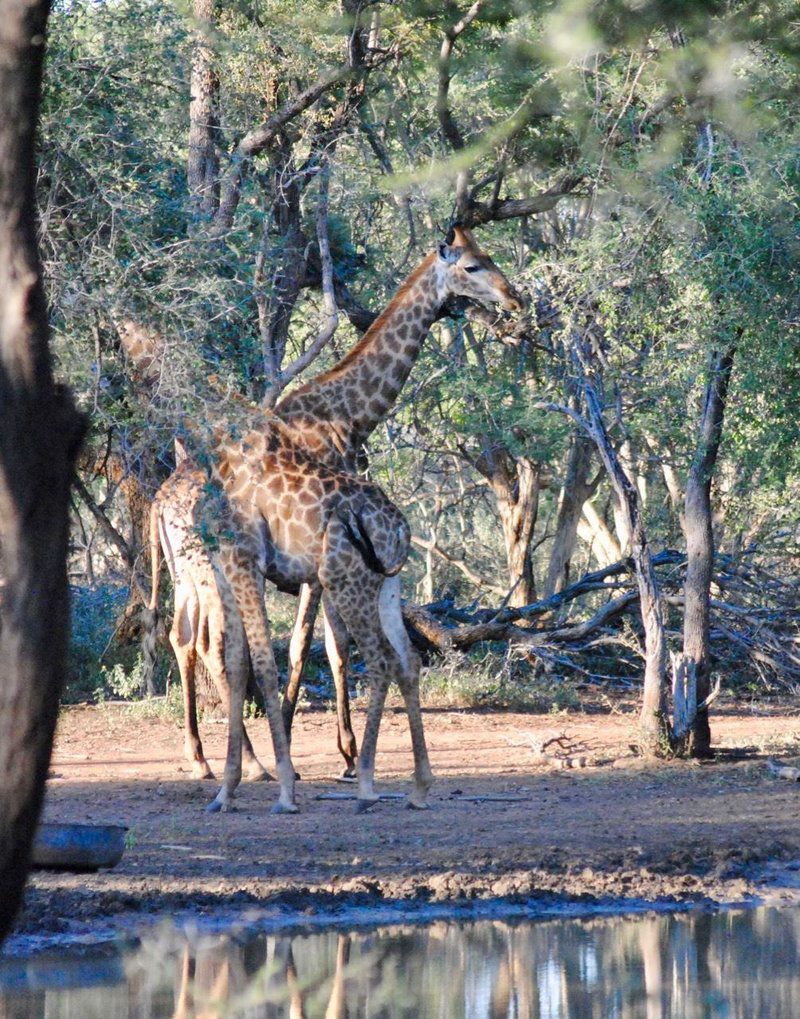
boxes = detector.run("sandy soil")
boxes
[14,699,800,944]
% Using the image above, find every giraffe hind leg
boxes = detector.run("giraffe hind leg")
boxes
[378,575,433,809]
[323,594,357,779]
[323,576,393,812]
[227,558,298,813]
[170,585,214,781]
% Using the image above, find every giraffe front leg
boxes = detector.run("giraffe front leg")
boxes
[283,583,323,780]
[205,612,272,783]
[283,583,322,737]
[204,567,249,812]
[253,649,298,811]
[230,563,298,813]
[242,725,271,782]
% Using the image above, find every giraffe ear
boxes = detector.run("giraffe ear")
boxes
[445,224,456,245]
[438,242,458,264]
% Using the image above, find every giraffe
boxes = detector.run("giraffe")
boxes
[148,451,270,783]
[151,225,524,792]
[159,409,431,814]
[274,224,524,771]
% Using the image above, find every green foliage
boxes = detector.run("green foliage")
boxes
[66,585,128,702]
[46,0,800,699]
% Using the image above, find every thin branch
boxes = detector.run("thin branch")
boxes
[411,533,505,595]
[437,1,486,216]
[72,474,135,572]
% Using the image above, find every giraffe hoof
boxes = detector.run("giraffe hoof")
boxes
[205,798,234,813]
[271,800,299,815]
[192,764,215,780]
[406,798,431,811]
[356,797,380,814]
[244,767,272,783]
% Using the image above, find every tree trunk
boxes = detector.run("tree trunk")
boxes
[0,0,86,944]
[482,451,541,607]
[544,430,597,597]
[255,139,308,399]
[577,500,621,567]
[187,0,220,220]
[683,344,736,757]
[579,380,669,751]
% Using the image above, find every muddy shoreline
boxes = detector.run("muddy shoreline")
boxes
[8,702,800,955]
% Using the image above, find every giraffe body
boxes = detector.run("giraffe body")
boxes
[274,227,524,767]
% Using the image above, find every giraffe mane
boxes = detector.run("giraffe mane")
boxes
[299,252,439,388]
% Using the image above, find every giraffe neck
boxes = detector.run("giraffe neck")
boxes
[274,253,444,461]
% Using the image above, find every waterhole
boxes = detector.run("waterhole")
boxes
[1,904,796,1017]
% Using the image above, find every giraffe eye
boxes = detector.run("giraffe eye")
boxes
[463,265,482,274]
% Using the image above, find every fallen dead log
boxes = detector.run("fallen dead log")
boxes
[403,591,637,654]
[437,548,685,627]
[448,794,530,803]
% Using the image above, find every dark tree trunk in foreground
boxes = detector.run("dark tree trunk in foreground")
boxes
[683,344,736,756]
[0,0,86,945]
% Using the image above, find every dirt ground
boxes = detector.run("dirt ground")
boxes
[14,698,800,944]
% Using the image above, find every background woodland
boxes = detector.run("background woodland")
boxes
[41,0,800,723]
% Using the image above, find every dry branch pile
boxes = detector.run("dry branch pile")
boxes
[403,549,800,691]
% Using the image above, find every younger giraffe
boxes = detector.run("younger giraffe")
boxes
[158,411,432,813]
[149,453,270,783]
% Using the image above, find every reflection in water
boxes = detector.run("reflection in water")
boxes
[1,905,799,1017]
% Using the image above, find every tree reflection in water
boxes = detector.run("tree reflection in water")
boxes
[2,906,799,1017]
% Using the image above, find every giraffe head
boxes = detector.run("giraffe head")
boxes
[437,224,525,313]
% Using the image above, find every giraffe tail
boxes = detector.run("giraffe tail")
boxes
[337,507,409,577]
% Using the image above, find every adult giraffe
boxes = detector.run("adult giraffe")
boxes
[151,224,524,792]
[275,224,524,773]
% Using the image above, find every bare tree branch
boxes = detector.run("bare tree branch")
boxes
[464,173,586,226]
[213,66,351,232]
[263,161,339,407]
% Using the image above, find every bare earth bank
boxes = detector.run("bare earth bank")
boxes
[11,701,800,949]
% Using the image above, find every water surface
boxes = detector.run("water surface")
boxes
[1,905,797,1017]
